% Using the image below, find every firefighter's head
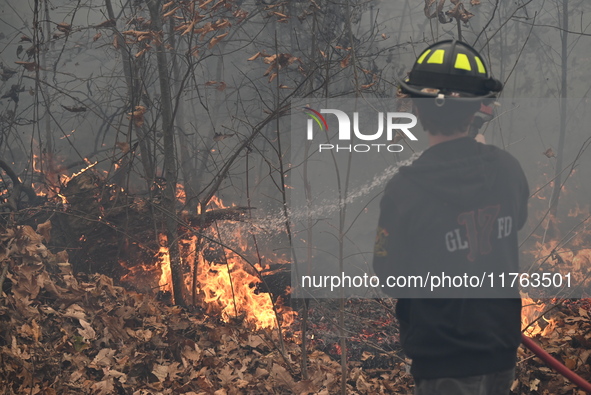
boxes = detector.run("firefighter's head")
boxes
[398,40,502,136]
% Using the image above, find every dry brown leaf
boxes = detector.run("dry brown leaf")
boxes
[529,378,540,391]
[135,48,149,58]
[163,6,181,18]
[181,344,202,363]
[17,226,46,259]
[91,379,115,395]
[213,18,231,29]
[268,72,277,83]
[200,0,215,9]
[127,328,152,341]
[263,54,277,64]
[218,364,235,385]
[293,380,317,394]
[471,0,481,4]
[116,141,130,153]
[78,319,96,340]
[14,61,40,72]
[360,351,374,361]
[340,54,350,68]
[447,3,474,23]
[162,0,174,11]
[210,0,225,11]
[263,62,275,76]
[92,32,102,42]
[543,148,555,158]
[127,105,146,127]
[194,22,214,38]
[95,19,116,28]
[208,32,228,49]
[247,52,261,61]
[270,363,295,388]
[578,349,591,369]
[213,133,234,142]
[61,104,87,113]
[356,372,372,393]
[121,30,152,41]
[424,0,437,18]
[181,19,198,36]
[254,367,269,379]
[31,319,41,343]
[20,321,39,342]
[277,53,298,67]
[36,220,51,242]
[57,23,72,34]
[56,250,69,263]
[90,348,116,368]
[233,9,249,22]
[63,304,87,320]
[216,81,227,91]
[152,362,181,382]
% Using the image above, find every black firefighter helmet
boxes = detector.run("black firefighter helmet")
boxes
[399,40,503,100]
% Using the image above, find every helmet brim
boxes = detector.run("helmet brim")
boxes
[397,77,498,101]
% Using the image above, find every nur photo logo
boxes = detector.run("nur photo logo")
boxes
[303,107,418,153]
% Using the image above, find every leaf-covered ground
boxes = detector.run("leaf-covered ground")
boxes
[1,224,590,394]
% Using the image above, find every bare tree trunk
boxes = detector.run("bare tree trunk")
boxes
[168,18,197,210]
[299,6,321,380]
[105,0,155,184]
[147,0,184,305]
[42,0,53,172]
[549,0,568,220]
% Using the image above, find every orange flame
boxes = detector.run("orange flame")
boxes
[521,296,555,337]
[197,254,281,330]
[194,196,295,330]
[151,196,295,331]
[157,233,173,297]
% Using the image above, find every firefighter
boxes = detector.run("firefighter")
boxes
[373,40,529,394]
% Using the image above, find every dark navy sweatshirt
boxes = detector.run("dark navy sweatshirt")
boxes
[373,137,529,379]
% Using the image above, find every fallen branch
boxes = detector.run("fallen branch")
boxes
[0,159,40,211]
[0,262,8,298]
[186,207,254,229]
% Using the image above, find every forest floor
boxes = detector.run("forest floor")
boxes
[1,224,591,394]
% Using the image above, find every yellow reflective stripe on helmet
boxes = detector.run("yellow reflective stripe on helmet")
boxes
[417,49,431,64]
[475,56,486,74]
[454,53,471,71]
[427,49,445,64]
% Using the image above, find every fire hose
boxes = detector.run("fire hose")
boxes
[521,333,591,393]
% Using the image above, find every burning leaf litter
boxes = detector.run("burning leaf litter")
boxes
[2,224,591,393]
[516,298,591,394]
[3,166,591,393]
[0,224,417,394]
